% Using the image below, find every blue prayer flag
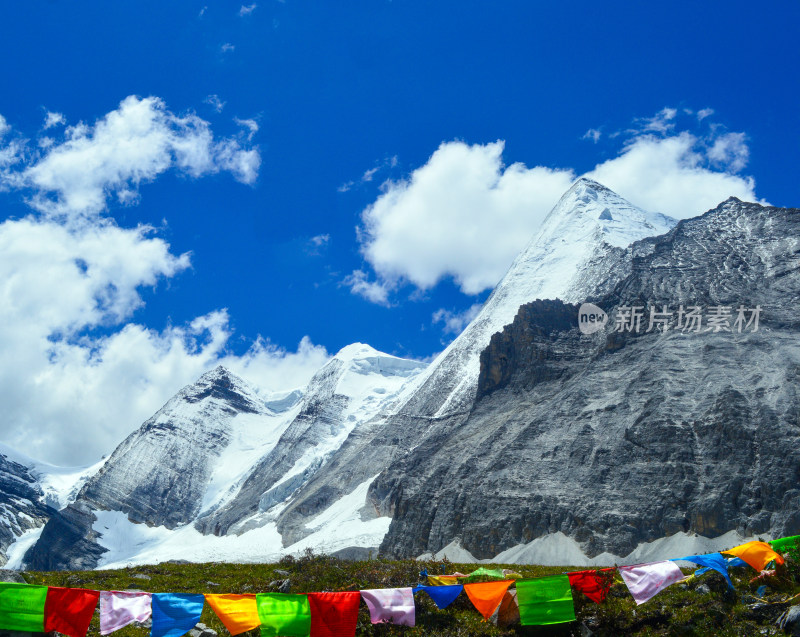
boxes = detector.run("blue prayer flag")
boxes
[412,585,463,609]
[151,593,205,637]
[676,553,734,588]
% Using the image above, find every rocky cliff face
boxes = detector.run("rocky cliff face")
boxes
[24,366,301,570]
[390,178,676,419]
[195,344,425,538]
[75,366,290,529]
[0,453,54,565]
[267,180,677,546]
[16,186,798,570]
[22,345,426,569]
[376,197,800,560]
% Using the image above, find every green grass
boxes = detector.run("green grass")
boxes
[19,546,800,636]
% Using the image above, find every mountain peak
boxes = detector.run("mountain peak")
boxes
[570,176,612,194]
[332,343,382,362]
[199,365,237,382]
[535,179,674,250]
[391,180,678,419]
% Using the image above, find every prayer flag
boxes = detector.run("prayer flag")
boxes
[619,561,685,605]
[412,585,463,609]
[205,595,259,635]
[45,587,100,637]
[0,582,47,632]
[307,592,360,637]
[151,593,205,637]
[723,541,784,571]
[516,576,576,626]
[463,580,513,620]
[426,575,460,586]
[360,588,414,626]
[256,593,311,637]
[769,535,800,553]
[676,554,734,588]
[464,567,506,582]
[100,591,152,635]
[567,569,614,603]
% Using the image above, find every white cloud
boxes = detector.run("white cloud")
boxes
[697,108,715,121]
[351,109,762,303]
[587,132,758,218]
[353,140,574,296]
[43,111,66,130]
[239,3,257,16]
[582,128,601,143]
[221,43,235,53]
[343,270,393,306]
[636,107,678,134]
[305,234,330,256]
[338,156,399,193]
[235,117,259,141]
[362,166,379,182]
[0,114,9,137]
[0,215,329,465]
[220,336,330,393]
[205,94,226,113]
[0,99,326,466]
[706,132,749,172]
[432,303,482,335]
[0,96,260,218]
[309,234,329,247]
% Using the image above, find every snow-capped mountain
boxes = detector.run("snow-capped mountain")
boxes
[246,179,680,552]
[14,179,795,571]
[376,196,800,563]
[76,366,300,529]
[195,343,425,537]
[391,177,676,418]
[22,344,425,570]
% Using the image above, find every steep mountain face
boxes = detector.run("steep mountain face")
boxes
[195,344,425,537]
[23,345,425,570]
[17,182,792,570]
[0,451,54,565]
[269,179,677,547]
[376,197,800,561]
[76,366,298,529]
[24,366,302,570]
[393,177,676,418]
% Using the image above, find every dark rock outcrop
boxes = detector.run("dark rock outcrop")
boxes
[0,454,54,565]
[24,502,106,570]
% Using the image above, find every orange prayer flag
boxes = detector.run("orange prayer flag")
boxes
[722,541,784,572]
[204,594,260,635]
[463,580,513,620]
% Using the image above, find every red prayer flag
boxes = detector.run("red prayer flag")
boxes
[44,587,100,637]
[308,591,360,637]
[567,569,614,604]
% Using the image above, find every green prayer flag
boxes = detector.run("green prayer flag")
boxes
[769,536,800,553]
[516,575,576,626]
[0,582,47,632]
[464,567,506,582]
[255,593,310,637]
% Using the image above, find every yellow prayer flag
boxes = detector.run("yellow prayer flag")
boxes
[204,594,260,635]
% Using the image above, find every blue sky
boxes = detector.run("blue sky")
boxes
[0,2,798,464]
